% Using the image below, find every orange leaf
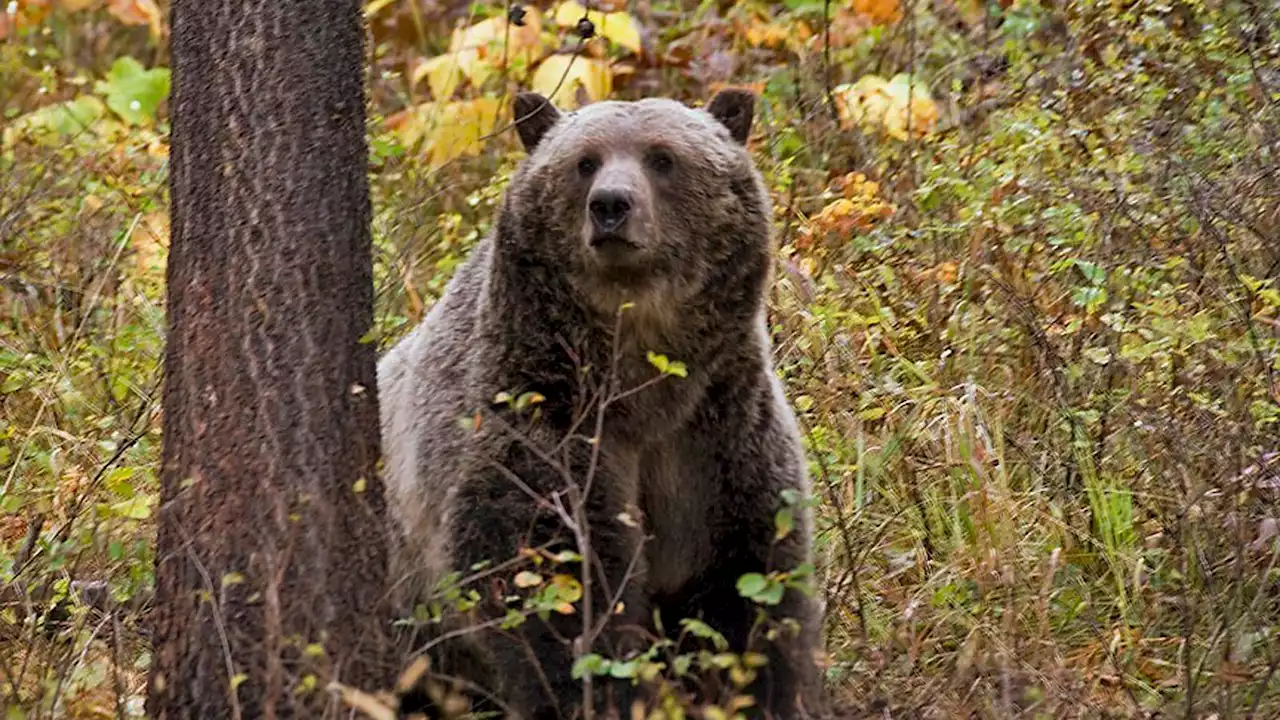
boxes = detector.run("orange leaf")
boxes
[853,0,903,25]
[107,0,162,38]
[709,81,766,97]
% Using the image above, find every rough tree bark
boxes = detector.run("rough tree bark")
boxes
[147,1,389,717]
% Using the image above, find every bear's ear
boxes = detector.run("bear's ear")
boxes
[706,88,756,145]
[513,92,562,153]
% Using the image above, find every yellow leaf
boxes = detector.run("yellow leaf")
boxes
[551,1,642,55]
[833,73,937,140]
[328,681,398,720]
[449,11,543,61]
[743,17,789,48]
[363,0,398,18]
[550,574,583,603]
[530,54,611,108]
[388,98,503,168]
[514,570,544,588]
[133,211,169,276]
[413,12,544,99]
[56,0,101,11]
[411,51,481,101]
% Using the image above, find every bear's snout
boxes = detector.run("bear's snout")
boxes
[588,188,632,235]
[581,158,653,261]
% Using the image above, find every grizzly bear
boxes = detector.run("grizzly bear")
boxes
[377,89,822,719]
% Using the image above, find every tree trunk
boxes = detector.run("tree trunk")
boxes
[147,1,389,717]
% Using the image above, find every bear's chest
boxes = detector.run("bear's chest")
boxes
[636,439,715,595]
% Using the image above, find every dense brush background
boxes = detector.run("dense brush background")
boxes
[3,0,1280,717]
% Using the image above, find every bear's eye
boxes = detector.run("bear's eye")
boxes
[646,148,675,174]
[577,155,600,177]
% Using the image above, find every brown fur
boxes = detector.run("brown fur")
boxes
[379,90,823,719]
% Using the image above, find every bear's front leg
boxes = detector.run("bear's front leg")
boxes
[452,437,650,720]
[677,386,822,719]
[660,525,818,719]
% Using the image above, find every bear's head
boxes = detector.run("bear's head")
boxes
[500,89,771,320]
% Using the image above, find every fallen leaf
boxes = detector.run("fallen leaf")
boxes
[133,211,169,276]
[2,96,120,148]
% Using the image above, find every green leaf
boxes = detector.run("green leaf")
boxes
[736,573,768,598]
[572,653,607,679]
[608,660,637,678]
[774,508,795,541]
[646,351,688,378]
[673,654,693,675]
[94,57,171,126]
[106,466,136,498]
[1073,259,1106,285]
[679,617,728,650]
[514,391,545,411]
[738,572,787,606]
[757,579,786,605]
[3,96,111,147]
[709,652,738,669]
[110,494,153,520]
[550,550,583,564]
[1082,346,1112,365]
[1071,285,1107,311]
[857,406,886,421]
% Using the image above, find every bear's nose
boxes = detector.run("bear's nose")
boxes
[588,189,632,234]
